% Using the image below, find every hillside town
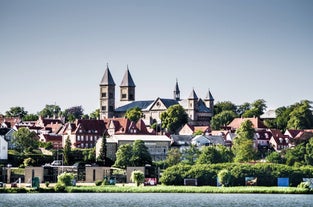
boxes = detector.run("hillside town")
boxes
[1,65,313,187]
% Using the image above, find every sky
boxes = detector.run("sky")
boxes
[1,0,313,115]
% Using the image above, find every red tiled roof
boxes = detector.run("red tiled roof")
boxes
[228,117,266,129]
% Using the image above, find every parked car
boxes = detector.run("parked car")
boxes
[11,182,17,187]
[0,182,6,187]
[51,160,62,166]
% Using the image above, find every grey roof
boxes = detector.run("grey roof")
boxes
[100,65,115,86]
[197,99,211,113]
[174,79,180,93]
[159,98,179,108]
[120,67,136,87]
[260,110,276,119]
[205,90,214,101]
[188,89,198,99]
[115,100,154,112]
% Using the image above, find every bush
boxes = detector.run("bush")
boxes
[54,183,66,192]
[95,180,103,186]
[160,164,192,185]
[218,169,231,187]
[57,172,75,186]
[130,170,145,187]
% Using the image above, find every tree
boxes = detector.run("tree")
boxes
[90,109,100,120]
[214,101,237,115]
[23,114,39,121]
[285,143,306,166]
[305,138,313,165]
[181,144,200,165]
[5,106,28,118]
[237,102,250,117]
[242,99,267,118]
[23,157,36,167]
[63,136,71,165]
[39,104,61,118]
[232,120,256,162]
[211,110,237,130]
[13,127,39,153]
[287,100,313,129]
[130,170,145,186]
[131,140,152,166]
[197,146,221,164]
[165,148,181,166]
[97,136,107,165]
[218,169,231,187]
[266,151,284,164]
[125,107,143,122]
[114,144,133,169]
[63,106,84,122]
[160,104,188,134]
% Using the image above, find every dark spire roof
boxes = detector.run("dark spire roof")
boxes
[100,63,115,86]
[174,78,180,93]
[188,88,198,100]
[205,89,214,101]
[120,65,136,87]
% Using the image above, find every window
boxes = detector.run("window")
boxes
[102,92,106,97]
[102,106,106,111]
[122,94,127,98]
[77,136,80,141]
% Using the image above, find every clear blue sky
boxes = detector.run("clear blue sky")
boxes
[1,0,312,115]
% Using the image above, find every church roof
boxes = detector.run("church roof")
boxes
[115,100,154,112]
[205,90,214,101]
[100,65,115,86]
[120,67,136,87]
[188,89,198,99]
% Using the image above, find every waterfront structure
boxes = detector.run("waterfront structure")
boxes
[99,64,214,127]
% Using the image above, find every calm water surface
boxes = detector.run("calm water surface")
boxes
[1,193,312,207]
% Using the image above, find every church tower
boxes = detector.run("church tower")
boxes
[204,89,214,115]
[187,88,198,121]
[173,79,180,101]
[99,64,116,119]
[120,65,136,102]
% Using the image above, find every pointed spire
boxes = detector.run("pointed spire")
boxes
[205,89,214,101]
[174,78,180,101]
[120,65,136,87]
[100,63,115,86]
[174,78,180,93]
[188,88,198,100]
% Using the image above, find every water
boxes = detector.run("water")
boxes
[1,193,312,207]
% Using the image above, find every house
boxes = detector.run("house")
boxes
[0,129,9,160]
[60,119,107,149]
[227,117,266,130]
[0,128,15,150]
[191,135,211,147]
[104,117,152,136]
[39,133,63,149]
[254,130,272,149]
[99,65,214,127]
[96,134,171,162]
[269,129,290,152]
[179,123,211,135]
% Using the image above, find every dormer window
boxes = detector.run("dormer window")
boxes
[279,138,283,143]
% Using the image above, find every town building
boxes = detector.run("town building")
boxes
[99,65,214,127]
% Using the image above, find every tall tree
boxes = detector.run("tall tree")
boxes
[63,136,71,165]
[89,109,100,120]
[236,102,250,117]
[63,106,84,122]
[125,107,143,122]
[305,138,313,165]
[114,144,133,169]
[39,104,61,118]
[196,146,221,164]
[5,106,28,118]
[181,144,200,165]
[131,140,152,166]
[23,114,39,121]
[242,99,267,118]
[13,127,38,153]
[287,100,313,129]
[98,135,107,165]
[165,148,181,166]
[160,104,188,134]
[232,120,256,162]
[211,110,237,130]
[214,101,237,115]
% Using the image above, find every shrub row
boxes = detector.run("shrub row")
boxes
[160,163,313,187]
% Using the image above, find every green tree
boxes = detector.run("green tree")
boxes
[193,130,203,136]
[114,144,133,169]
[285,143,306,166]
[13,127,39,153]
[5,106,28,118]
[160,104,188,134]
[232,120,256,162]
[125,107,143,122]
[131,140,152,166]
[305,138,313,165]
[211,110,237,130]
[23,157,36,167]
[237,102,250,117]
[130,170,145,186]
[287,100,313,129]
[242,99,267,118]
[39,104,61,118]
[197,146,221,164]
[181,144,200,165]
[63,106,84,122]
[63,136,71,165]
[218,169,231,187]
[23,114,39,121]
[266,151,284,164]
[97,136,107,165]
[214,101,237,115]
[90,109,100,120]
[165,148,181,166]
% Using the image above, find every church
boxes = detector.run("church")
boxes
[99,64,214,127]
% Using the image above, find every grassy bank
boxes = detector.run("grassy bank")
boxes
[1,185,312,194]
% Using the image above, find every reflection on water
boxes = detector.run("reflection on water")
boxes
[1,193,313,207]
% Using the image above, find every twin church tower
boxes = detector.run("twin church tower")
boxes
[99,64,214,126]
